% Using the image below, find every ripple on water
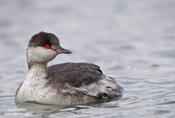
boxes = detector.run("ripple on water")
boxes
[1,0,175,118]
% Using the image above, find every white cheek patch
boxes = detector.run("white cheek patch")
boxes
[27,47,57,63]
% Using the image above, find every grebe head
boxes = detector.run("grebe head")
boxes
[27,32,71,64]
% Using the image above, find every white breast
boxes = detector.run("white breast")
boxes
[15,68,56,104]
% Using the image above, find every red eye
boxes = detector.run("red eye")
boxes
[45,43,51,49]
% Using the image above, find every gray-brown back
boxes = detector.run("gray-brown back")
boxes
[46,63,103,89]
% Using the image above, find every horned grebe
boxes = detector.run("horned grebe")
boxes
[15,32,123,105]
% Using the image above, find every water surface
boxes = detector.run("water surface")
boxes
[0,0,175,118]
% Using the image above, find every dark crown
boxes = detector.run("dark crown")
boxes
[29,32,60,47]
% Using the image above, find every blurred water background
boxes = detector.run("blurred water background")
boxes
[0,0,175,118]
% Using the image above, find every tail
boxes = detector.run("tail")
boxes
[71,75,123,103]
[96,76,123,101]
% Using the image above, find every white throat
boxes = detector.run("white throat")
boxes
[27,63,48,81]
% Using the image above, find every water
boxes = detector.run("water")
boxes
[0,0,175,117]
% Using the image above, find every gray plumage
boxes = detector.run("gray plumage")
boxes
[46,63,123,100]
[47,63,102,88]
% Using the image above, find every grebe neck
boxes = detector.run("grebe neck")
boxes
[27,62,48,78]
